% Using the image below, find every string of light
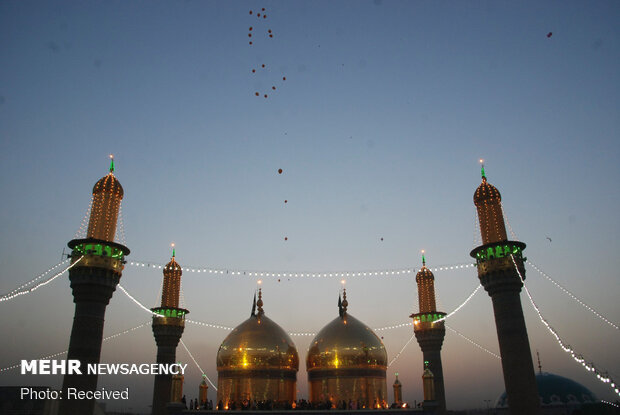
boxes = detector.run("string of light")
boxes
[0,259,68,300]
[601,400,619,408]
[511,256,619,397]
[116,201,127,246]
[118,284,162,318]
[73,196,93,239]
[119,284,484,337]
[527,261,619,330]
[126,261,475,278]
[180,339,217,391]
[387,333,416,368]
[0,257,83,303]
[500,203,518,240]
[0,321,150,373]
[445,325,500,359]
[433,285,482,324]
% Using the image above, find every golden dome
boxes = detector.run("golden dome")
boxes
[217,292,299,372]
[307,292,387,371]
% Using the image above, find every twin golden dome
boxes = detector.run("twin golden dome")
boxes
[216,289,387,407]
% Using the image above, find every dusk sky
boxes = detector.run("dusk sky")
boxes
[1,1,619,412]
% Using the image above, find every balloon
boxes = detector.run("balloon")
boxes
[248,33,252,37]
[284,200,287,203]
[249,27,253,31]
[262,64,265,68]
[547,32,552,38]
[255,92,259,96]
[252,69,256,73]
[284,237,288,241]
[249,10,253,14]
[278,169,283,174]
[282,77,286,81]
[269,34,273,38]
[264,94,268,98]
[272,86,276,90]
[249,42,253,45]
[268,29,272,33]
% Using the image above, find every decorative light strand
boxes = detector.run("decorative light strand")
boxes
[388,333,416,368]
[433,285,482,324]
[500,202,518,241]
[0,321,150,373]
[118,284,162,318]
[186,319,233,331]
[527,261,618,330]
[126,261,475,279]
[0,257,83,303]
[116,201,127,246]
[0,259,68,300]
[375,322,411,332]
[445,325,500,359]
[511,256,619,397]
[601,400,619,408]
[73,197,93,239]
[179,339,217,391]
[120,284,415,336]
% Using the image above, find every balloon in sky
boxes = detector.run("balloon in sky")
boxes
[547,32,553,38]
[278,169,283,174]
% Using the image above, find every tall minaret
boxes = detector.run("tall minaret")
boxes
[60,156,130,415]
[410,252,447,414]
[470,163,540,414]
[151,245,189,415]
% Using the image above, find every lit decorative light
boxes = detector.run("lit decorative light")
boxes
[388,333,416,367]
[0,257,84,303]
[511,255,620,397]
[179,339,217,391]
[0,321,150,372]
[527,260,618,330]
[445,325,500,359]
[433,285,482,324]
[125,260,473,278]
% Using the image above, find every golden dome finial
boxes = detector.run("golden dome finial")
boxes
[341,288,348,315]
[257,288,264,316]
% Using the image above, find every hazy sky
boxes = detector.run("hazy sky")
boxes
[1,0,619,412]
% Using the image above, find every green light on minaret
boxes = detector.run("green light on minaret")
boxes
[421,250,426,266]
[109,155,115,173]
[480,159,485,179]
[171,243,176,258]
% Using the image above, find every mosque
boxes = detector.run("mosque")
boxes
[50,159,617,415]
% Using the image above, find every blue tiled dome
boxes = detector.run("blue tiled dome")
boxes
[496,372,597,407]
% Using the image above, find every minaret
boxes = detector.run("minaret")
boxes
[393,373,402,406]
[410,252,447,414]
[60,156,130,415]
[470,163,540,414]
[151,245,189,415]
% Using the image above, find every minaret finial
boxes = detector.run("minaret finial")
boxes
[171,243,175,258]
[256,287,264,315]
[109,154,115,173]
[421,249,426,267]
[479,159,486,180]
[341,288,348,315]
